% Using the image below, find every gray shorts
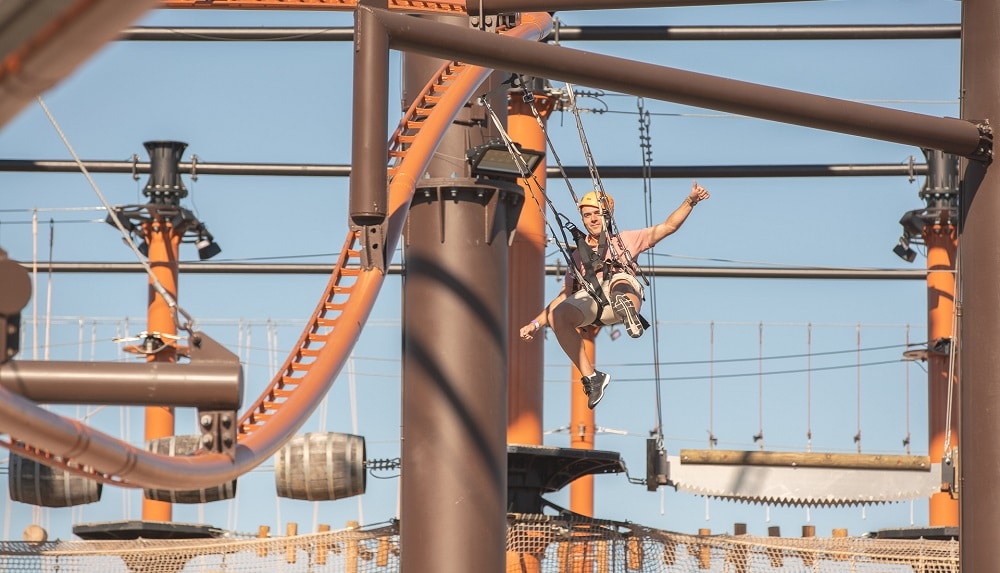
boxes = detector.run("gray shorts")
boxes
[562,272,644,327]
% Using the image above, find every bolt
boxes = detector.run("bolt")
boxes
[201,434,214,449]
[220,414,232,428]
[200,414,213,429]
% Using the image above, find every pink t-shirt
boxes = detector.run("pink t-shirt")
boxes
[563,228,651,289]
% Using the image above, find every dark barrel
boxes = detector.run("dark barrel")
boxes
[144,435,236,503]
[8,452,102,507]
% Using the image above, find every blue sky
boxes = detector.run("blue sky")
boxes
[0,0,961,542]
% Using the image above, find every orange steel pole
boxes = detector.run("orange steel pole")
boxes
[507,89,554,573]
[926,222,958,526]
[507,89,555,447]
[569,326,598,517]
[142,218,181,522]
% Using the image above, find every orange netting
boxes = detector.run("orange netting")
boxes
[0,515,958,573]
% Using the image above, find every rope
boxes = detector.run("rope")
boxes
[564,84,647,287]
[477,89,598,302]
[755,322,764,450]
[636,97,665,447]
[855,323,862,453]
[904,324,911,454]
[35,96,197,335]
[806,322,812,452]
[942,248,960,456]
[31,209,38,360]
[44,218,54,361]
[709,321,716,449]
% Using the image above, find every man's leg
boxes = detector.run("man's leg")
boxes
[550,302,593,376]
[610,279,644,338]
[552,298,611,409]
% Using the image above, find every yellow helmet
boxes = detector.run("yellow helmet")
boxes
[578,191,614,214]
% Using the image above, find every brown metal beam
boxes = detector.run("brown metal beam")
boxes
[549,24,961,42]
[0,360,243,409]
[470,0,821,16]
[0,0,159,129]
[115,24,961,42]
[350,0,389,227]
[0,159,930,178]
[372,7,989,160]
[159,0,466,13]
[18,261,929,279]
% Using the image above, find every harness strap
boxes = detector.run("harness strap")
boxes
[568,223,611,312]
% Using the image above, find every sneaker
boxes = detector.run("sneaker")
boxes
[581,370,611,409]
[613,294,644,338]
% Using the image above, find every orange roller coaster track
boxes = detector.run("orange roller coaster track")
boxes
[160,0,468,14]
[0,11,553,491]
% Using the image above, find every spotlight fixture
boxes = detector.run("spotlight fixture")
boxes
[892,236,917,263]
[196,231,222,261]
[466,139,544,180]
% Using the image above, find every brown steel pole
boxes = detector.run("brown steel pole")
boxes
[569,326,598,517]
[400,19,516,573]
[507,84,555,447]
[958,0,1000,568]
[142,216,180,523]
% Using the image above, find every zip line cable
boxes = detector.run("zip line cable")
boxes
[636,97,666,448]
[35,96,197,335]
[564,84,648,288]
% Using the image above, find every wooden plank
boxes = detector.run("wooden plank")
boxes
[678,449,931,471]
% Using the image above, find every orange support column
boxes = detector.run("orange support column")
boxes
[142,218,181,522]
[507,88,555,447]
[507,86,555,573]
[925,222,958,526]
[569,326,598,517]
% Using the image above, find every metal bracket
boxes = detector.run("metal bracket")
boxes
[0,250,30,364]
[971,120,993,164]
[353,223,388,272]
[942,448,958,500]
[469,12,516,33]
[645,438,669,492]
[197,410,238,459]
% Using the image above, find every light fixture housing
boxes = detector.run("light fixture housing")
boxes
[196,232,222,260]
[892,236,917,263]
[466,139,544,180]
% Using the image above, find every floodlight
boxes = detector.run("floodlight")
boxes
[893,236,917,263]
[466,139,544,180]
[196,232,222,260]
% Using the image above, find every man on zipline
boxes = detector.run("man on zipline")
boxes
[519,181,710,409]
